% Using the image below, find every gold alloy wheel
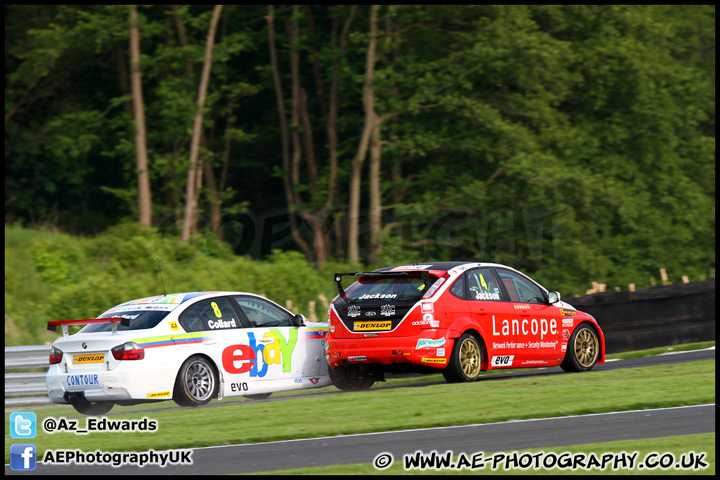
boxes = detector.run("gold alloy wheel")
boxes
[574,327,599,368]
[459,337,482,378]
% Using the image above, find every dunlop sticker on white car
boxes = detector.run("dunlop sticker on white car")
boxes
[73,354,105,364]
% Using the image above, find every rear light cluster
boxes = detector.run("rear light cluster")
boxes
[49,346,63,365]
[423,275,448,298]
[111,342,145,361]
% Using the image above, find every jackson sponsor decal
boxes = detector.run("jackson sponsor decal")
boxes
[474,291,500,300]
[357,293,398,300]
[415,338,446,349]
[353,320,392,331]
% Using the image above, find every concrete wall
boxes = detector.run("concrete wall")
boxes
[563,279,715,354]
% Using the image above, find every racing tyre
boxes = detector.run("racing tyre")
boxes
[71,400,114,415]
[173,355,218,407]
[243,393,272,400]
[443,333,482,383]
[329,365,375,391]
[560,323,600,372]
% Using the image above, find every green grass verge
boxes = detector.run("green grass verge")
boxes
[5,360,715,464]
[257,433,715,475]
[605,341,715,360]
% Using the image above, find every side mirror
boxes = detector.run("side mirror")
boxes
[548,291,561,304]
[294,314,306,326]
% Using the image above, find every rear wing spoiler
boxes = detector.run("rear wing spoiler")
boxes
[333,271,431,301]
[47,317,130,337]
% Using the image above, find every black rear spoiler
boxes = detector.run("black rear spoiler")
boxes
[334,271,431,301]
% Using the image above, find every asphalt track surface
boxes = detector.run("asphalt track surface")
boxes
[6,348,715,475]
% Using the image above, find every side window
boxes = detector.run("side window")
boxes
[234,296,295,328]
[466,268,502,301]
[179,308,204,332]
[449,274,465,299]
[194,298,242,330]
[496,269,545,304]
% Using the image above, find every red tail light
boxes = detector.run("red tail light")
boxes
[49,346,63,365]
[111,342,145,361]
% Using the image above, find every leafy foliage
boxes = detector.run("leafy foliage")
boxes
[4,224,350,345]
[4,5,715,302]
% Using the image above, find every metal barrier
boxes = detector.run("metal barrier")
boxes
[5,345,52,406]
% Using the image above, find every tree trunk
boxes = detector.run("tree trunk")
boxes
[129,6,152,228]
[181,5,223,241]
[203,145,222,234]
[266,5,311,259]
[347,5,379,263]
[267,5,356,267]
[368,121,382,263]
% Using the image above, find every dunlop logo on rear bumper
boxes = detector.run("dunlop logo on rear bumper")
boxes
[73,354,105,364]
[353,320,391,331]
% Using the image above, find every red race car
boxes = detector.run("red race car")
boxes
[325,262,605,390]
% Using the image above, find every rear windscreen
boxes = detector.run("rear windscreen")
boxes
[80,310,170,332]
[344,275,427,304]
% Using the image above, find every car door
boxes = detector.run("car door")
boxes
[465,268,518,368]
[231,296,324,382]
[493,268,563,365]
[177,296,253,396]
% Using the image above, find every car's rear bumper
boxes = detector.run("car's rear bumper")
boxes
[46,363,177,404]
[325,333,453,370]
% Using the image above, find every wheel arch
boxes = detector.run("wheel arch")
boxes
[573,318,605,363]
[174,352,223,400]
[446,323,489,371]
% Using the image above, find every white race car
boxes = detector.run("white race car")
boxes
[46,292,330,414]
